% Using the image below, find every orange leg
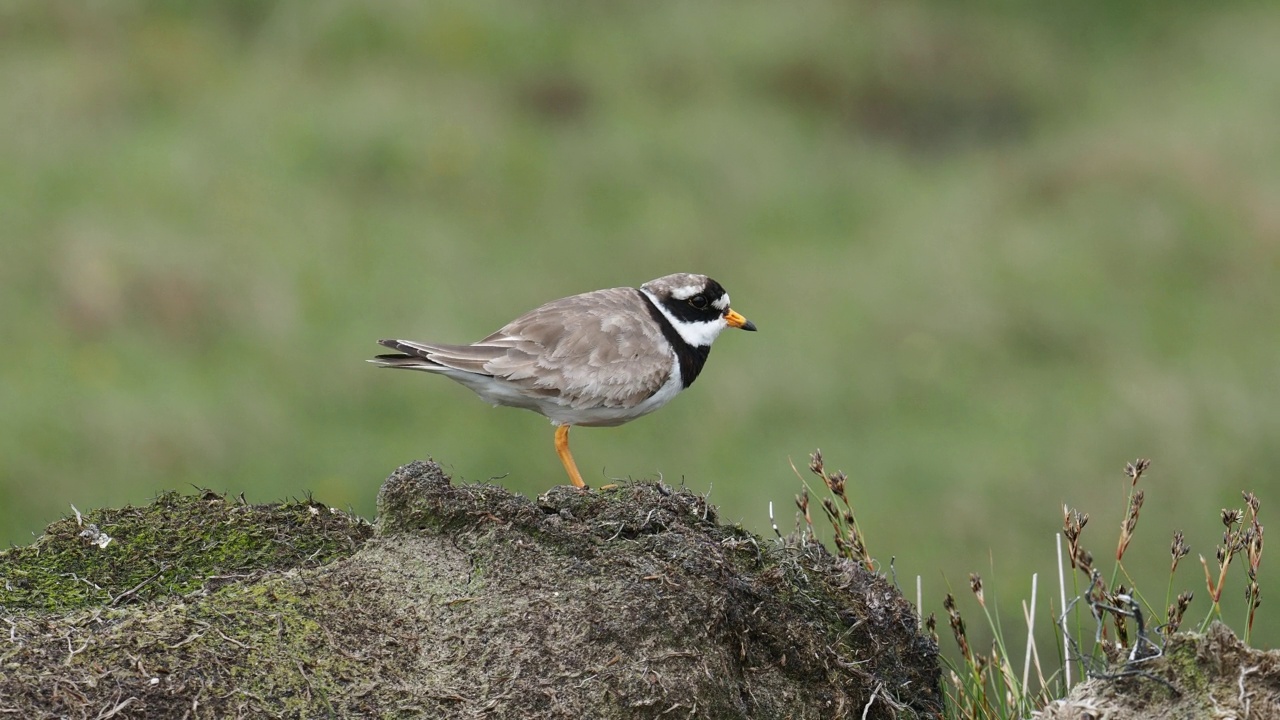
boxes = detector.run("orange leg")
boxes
[554,424,587,488]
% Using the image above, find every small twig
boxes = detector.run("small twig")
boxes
[110,567,167,607]
[916,576,922,629]
[213,627,253,650]
[1090,667,1179,696]
[861,683,882,720]
[60,572,103,594]
[164,631,206,650]
[93,696,138,720]
[1238,664,1258,716]
[1022,598,1047,697]
[65,636,91,665]
[1022,573,1037,694]
[1056,533,1072,688]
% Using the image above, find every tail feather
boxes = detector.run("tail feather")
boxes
[367,339,437,370]
[378,338,427,355]
[367,354,441,370]
[368,338,501,375]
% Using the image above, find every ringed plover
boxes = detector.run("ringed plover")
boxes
[370,273,756,488]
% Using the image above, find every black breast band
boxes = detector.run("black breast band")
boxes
[636,289,710,388]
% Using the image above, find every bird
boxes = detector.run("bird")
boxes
[369,273,756,488]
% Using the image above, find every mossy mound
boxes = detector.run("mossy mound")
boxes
[1037,622,1280,719]
[0,491,372,611]
[1,460,941,719]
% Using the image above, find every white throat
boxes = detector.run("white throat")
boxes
[641,289,728,348]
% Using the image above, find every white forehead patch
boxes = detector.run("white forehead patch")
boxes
[669,283,729,311]
[669,284,703,301]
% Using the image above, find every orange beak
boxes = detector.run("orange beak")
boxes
[724,309,757,331]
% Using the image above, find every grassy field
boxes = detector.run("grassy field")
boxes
[4,0,1279,653]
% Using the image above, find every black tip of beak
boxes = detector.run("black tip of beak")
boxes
[741,320,758,332]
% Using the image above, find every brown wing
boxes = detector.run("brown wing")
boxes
[476,286,672,409]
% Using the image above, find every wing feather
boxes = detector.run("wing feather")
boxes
[374,287,673,412]
[479,287,672,409]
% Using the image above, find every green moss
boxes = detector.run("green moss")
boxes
[1157,631,1209,694]
[0,491,371,611]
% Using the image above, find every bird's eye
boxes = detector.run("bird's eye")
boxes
[689,294,709,309]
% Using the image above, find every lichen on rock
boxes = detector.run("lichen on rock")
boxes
[1,460,941,719]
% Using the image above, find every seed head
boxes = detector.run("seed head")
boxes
[1170,530,1190,573]
[809,449,824,477]
[969,573,985,608]
[827,469,847,496]
[1222,508,1243,529]
[1124,458,1151,483]
[1073,546,1094,575]
[1243,491,1260,516]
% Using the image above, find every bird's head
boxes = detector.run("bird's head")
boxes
[640,273,756,348]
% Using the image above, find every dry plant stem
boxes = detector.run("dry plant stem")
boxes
[1241,492,1263,642]
[1198,553,1219,631]
[916,576,922,630]
[1200,507,1245,631]
[1109,461,1148,614]
[1020,578,1051,704]
[1101,460,1170,644]
[1061,507,1101,682]
[787,458,816,545]
[1115,489,1144,562]
[1055,533,1073,690]
[1021,574,1036,693]
[796,450,873,571]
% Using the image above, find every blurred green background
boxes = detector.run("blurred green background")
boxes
[3,1,1278,647]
